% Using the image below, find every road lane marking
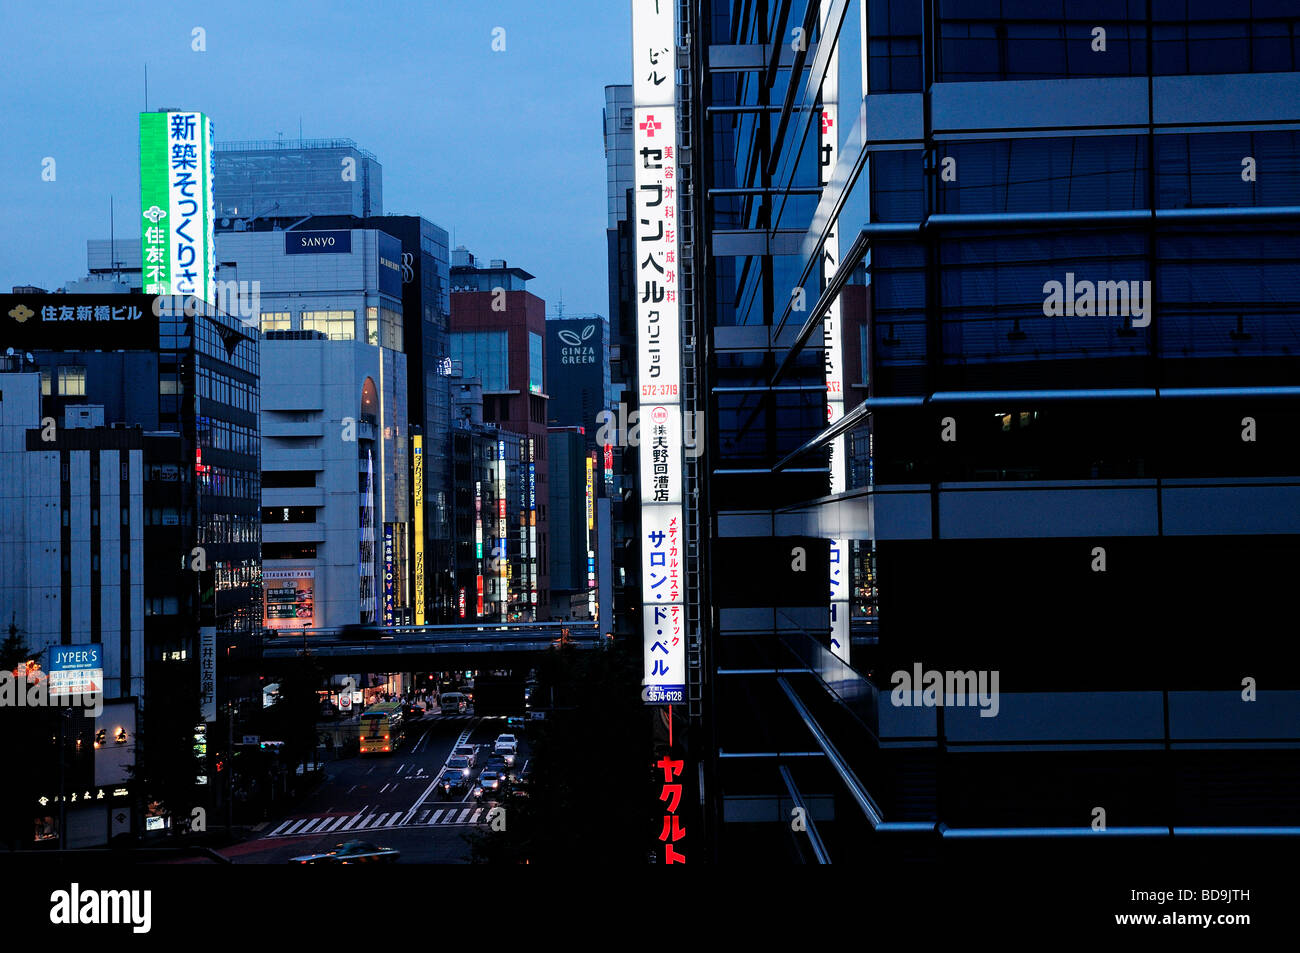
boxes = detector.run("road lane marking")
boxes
[379,783,390,793]
[298,819,321,834]
[347,785,357,794]
[470,808,482,824]
[279,819,307,836]
[455,808,471,824]
[385,814,401,827]
[339,809,367,832]
[265,819,294,837]
[325,816,350,832]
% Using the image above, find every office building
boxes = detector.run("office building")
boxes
[281,213,456,624]
[214,138,382,221]
[603,84,638,641]
[675,0,1300,864]
[214,226,410,628]
[450,376,531,622]
[545,314,613,449]
[449,248,551,619]
[0,285,260,843]
[547,426,594,619]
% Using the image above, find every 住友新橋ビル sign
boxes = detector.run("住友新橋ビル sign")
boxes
[2,294,160,351]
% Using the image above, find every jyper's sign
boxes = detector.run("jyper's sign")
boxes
[47,645,103,695]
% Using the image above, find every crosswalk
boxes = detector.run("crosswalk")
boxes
[263,803,492,838]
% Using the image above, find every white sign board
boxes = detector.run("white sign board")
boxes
[634,0,685,706]
[199,625,217,722]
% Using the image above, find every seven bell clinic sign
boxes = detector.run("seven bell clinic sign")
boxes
[634,0,684,706]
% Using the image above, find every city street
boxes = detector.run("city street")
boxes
[225,710,526,864]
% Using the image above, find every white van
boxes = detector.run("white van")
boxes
[439,692,468,714]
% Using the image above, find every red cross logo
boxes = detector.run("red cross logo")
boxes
[640,114,662,137]
[821,112,834,135]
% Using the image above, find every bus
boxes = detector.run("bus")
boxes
[359,701,404,754]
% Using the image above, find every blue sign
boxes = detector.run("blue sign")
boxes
[378,233,403,297]
[49,645,102,671]
[48,644,104,695]
[286,230,352,255]
[383,524,395,626]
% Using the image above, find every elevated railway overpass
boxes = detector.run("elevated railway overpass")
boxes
[246,621,604,674]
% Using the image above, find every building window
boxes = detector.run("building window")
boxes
[260,311,291,333]
[529,332,544,394]
[40,369,51,396]
[451,329,509,391]
[366,306,379,346]
[380,307,403,351]
[261,506,318,524]
[302,310,356,341]
[57,366,86,396]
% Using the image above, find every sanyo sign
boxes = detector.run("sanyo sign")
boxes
[285,230,353,255]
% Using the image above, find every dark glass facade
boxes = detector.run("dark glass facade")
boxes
[689,0,1300,865]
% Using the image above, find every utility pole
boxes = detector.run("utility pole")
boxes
[226,698,235,837]
[57,707,71,850]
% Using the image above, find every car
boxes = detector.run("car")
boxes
[447,755,472,777]
[439,692,468,714]
[484,754,508,778]
[402,703,425,720]
[452,744,478,767]
[437,768,466,796]
[493,735,517,766]
[290,840,399,864]
[474,770,503,799]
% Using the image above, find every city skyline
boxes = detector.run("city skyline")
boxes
[0,0,628,315]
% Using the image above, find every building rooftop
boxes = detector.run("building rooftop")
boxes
[215,137,379,161]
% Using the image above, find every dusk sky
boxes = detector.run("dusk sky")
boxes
[0,0,631,315]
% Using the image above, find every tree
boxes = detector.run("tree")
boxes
[0,615,41,672]
[0,617,51,849]
[264,654,325,781]
[130,665,204,835]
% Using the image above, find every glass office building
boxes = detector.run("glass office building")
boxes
[214,139,382,220]
[680,0,1300,863]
